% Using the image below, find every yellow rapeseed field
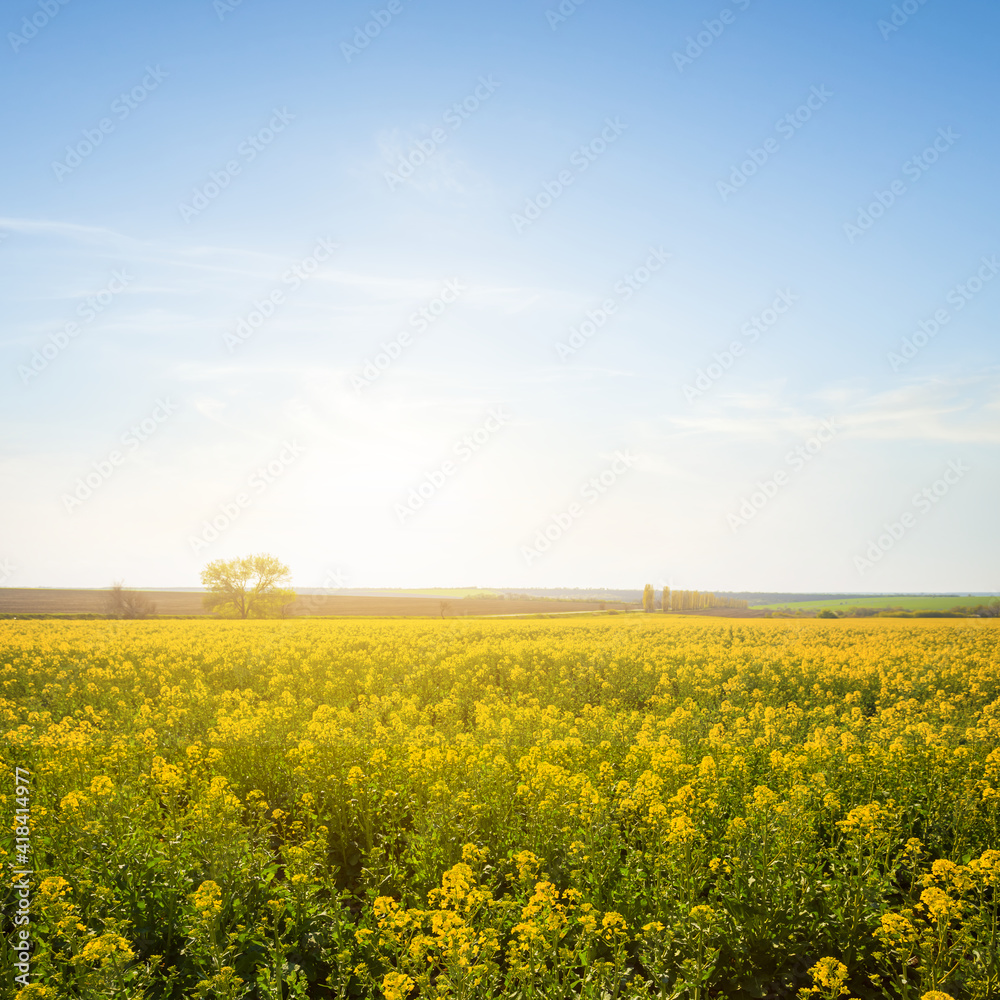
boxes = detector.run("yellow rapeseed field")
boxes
[1,615,998,999]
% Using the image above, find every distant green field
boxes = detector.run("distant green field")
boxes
[759,594,994,612]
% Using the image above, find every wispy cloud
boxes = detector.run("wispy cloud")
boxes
[666,375,1000,443]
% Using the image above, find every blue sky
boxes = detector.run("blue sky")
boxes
[1,0,998,592]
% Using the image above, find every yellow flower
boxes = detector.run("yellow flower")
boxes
[38,876,72,901]
[920,886,962,923]
[601,911,628,941]
[60,791,85,812]
[88,775,114,797]
[514,850,541,881]
[16,987,59,1000]
[666,813,697,845]
[805,957,850,997]
[381,971,415,1000]
[189,880,223,922]
[245,790,269,812]
[76,933,134,965]
[461,842,488,865]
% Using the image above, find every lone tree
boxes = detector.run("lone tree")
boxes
[201,554,296,619]
[104,581,157,619]
[642,583,655,612]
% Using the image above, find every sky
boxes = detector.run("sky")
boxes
[1,0,998,593]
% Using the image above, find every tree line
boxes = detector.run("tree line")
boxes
[642,585,749,612]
